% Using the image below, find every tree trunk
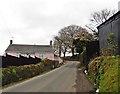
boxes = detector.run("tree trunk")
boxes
[71,47,74,56]
[63,48,67,58]
[63,52,65,58]
[59,45,61,57]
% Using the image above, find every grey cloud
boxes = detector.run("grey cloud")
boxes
[19,0,89,29]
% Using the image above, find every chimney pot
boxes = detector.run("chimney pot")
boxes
[10,40,13,44]
[50,40,52,47]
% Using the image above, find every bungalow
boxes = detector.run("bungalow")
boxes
[5,40,55,60]
[97,11,120,55]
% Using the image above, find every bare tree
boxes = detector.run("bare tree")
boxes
[58,31,69,58]
[59,25,84,56]
[53,33,69,58]
[86,8,116,40]
[90,9,115,26]
[53,36,62,57]
[54,25,94,57]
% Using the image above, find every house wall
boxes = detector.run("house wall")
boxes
[54,56,63,64]
[45,53,54,60]
[98,12,120,55]
[5,52,62,65]
[6,52,54,60]
[35,52,54,60]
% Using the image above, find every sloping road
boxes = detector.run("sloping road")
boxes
[2,61,79,92]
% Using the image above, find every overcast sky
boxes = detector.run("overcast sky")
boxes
[0,0,120,55]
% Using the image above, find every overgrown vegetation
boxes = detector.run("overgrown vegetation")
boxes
[88,56,120,93]
[101,33,118,56]
[107,33,118,55]
[2,59,59,86]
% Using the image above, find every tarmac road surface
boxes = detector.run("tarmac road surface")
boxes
[2,61,79,92]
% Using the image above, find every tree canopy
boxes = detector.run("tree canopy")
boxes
[53,25,94,57]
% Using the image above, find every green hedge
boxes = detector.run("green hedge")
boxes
[88,56,120,93]
[2,59,59,86]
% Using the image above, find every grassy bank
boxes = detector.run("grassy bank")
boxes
[88,55,120,93]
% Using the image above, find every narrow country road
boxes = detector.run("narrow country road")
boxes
[2,61,79,92]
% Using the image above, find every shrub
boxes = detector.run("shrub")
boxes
[101,48,112,56]
[107,33,117,55]
[2,59,58,86]
[88,56,119,92]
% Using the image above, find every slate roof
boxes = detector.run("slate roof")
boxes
[5,44,54,54]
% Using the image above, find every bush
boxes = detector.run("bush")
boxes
[101,48,112,56]
[88,56,120,92]
[2,59,58,86]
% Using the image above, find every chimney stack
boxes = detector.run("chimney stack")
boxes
[50,40,52,47]
[10,40,13,45]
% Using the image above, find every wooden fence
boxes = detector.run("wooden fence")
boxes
[2,54,41,68]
